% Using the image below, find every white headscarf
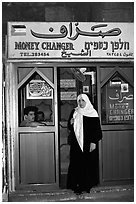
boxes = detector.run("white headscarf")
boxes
[73,94,98,151]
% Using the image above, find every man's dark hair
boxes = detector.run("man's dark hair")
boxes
[24,106,38,115]
[37,111,44,117]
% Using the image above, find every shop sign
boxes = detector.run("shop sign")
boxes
[8,22,134,59]
[27,80,53,99]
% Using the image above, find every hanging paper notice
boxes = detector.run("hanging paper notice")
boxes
[27,80,53,99]
[61,92,77,100]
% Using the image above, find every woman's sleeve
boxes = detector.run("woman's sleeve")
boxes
[67,109,75,131]
[91,118,103,143]
[67,109,75,145]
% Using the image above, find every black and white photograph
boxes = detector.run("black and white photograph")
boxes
[2,1,134,202]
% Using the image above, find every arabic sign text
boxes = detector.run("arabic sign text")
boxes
[8,22,134,59]
[107,83,134,123]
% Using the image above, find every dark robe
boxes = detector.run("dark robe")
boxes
[67,109,102,192]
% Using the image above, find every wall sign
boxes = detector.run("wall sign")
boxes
[61,92,77,100]
[60,79,76,88]
[8,22,134,59]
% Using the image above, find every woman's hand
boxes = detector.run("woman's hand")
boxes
[90,143,96,152]
[70,118,74,125]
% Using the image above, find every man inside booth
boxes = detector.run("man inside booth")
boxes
[20,106,45,127]
[37,111,45,122]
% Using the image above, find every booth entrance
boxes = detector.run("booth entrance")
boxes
[5,61,133,192]
[5,63,98,191]
[4,22,134,194]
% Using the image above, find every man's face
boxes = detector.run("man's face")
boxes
[27,111,35,122]
[37,113,44,121]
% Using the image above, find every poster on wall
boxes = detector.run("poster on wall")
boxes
[60,79,76,88]
[27,80,53,99]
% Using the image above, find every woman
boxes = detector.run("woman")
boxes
[67,94,102,194]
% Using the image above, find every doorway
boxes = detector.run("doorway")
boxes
[57,66,100,188]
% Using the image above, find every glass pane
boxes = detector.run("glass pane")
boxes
[18,69,54,127]
[101,73,134,124]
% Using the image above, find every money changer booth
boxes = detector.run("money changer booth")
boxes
[5,22,134,193]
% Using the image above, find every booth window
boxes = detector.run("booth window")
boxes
[101,72,134,125]
[18,68,54,126]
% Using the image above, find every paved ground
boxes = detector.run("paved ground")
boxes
[4,184,134,202]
